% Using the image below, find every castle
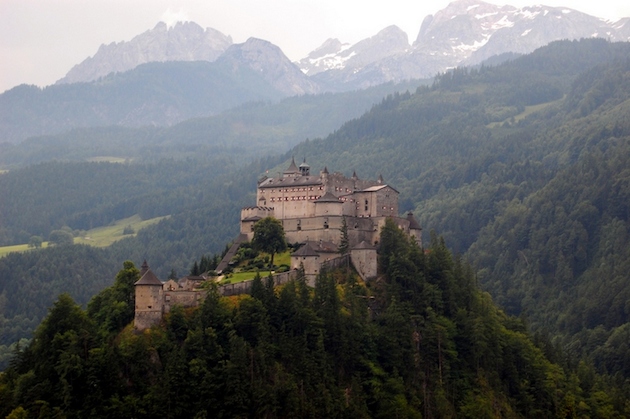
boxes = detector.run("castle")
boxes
[134,159,422,330]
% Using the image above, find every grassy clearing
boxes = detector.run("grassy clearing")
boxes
[75,214,169,247]
[220,250,292,284]
[487,97,565,128]
[0,214,169,258]
[0,243,50,258]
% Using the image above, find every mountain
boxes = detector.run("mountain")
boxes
[298,26,409,78]
[1,38,322,144]
[302,0,630,90]
[217,38,320,96]
[56,21,233,85]
[0,41,315,143]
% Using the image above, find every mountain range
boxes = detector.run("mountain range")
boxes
[56,0,630,91]
[1,0,630,144]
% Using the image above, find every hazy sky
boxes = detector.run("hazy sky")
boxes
[2,0,630,93]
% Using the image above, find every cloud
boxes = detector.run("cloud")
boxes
[161,8,189,28]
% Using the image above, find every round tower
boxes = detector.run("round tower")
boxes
[134,264,164,330]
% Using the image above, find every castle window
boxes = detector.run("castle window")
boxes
[148,306,152,309]
[324,221,329,229]
[365,205,368,211]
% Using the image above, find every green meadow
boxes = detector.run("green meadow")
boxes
[0,214,168,258]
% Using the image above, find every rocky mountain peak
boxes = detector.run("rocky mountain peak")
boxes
[56,21,233,85]
[298,25,409,77]
[219,38,320,96]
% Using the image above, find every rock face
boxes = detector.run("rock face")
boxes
[217,38,320,96]
[57,21,232,84]
[301,0,630,90]
[298,25,409,77]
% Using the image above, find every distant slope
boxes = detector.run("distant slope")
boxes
[0,60,284,143]
[0,79,425,168]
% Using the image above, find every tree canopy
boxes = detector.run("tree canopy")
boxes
[251,216,287,269]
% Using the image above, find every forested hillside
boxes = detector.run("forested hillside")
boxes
[3,222,627,417]
[285,38,630,378]
[0,79,423,168]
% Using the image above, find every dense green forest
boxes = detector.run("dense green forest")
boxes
[2,38,630,399]
[0,79,424,166]
[2,221,627,418]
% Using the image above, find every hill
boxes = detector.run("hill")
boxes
[0,50,290,143]
[3,224,627,417]
[0,79,424,168]
[287,38,630,377]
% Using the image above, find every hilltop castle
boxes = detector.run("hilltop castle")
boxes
[134,159,422,330]
[241,157,421,249]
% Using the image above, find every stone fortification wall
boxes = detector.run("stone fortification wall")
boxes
[164,290,204,313]
[321,254,351,272]
[350,249,378,281]
[219,270,299,296]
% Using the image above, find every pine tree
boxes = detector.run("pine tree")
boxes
[339,216,349,255]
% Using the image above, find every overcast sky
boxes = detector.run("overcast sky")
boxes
[2,0,630,93]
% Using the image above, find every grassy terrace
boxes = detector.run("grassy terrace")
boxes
[0,214,168,258]
[219,251,291,284]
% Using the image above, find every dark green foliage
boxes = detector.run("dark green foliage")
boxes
[2,231,626,417]
[48,230,74,246]
[251,217,287,270]
[87,261,139,340]
[338,216,349,255]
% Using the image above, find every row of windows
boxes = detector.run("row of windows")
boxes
[272,186,324,192]
[270,195,321,202]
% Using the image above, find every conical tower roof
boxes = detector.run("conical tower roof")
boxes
[139,260,149,277]
[134,269,163,286]
[283,156,299,175]
[314,191,342,203]
[407,212,422,230]
[291,242,319,257]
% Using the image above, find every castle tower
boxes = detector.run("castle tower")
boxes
[134,264,164,330]
[350,240,377,281]
[299,159,310,176]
